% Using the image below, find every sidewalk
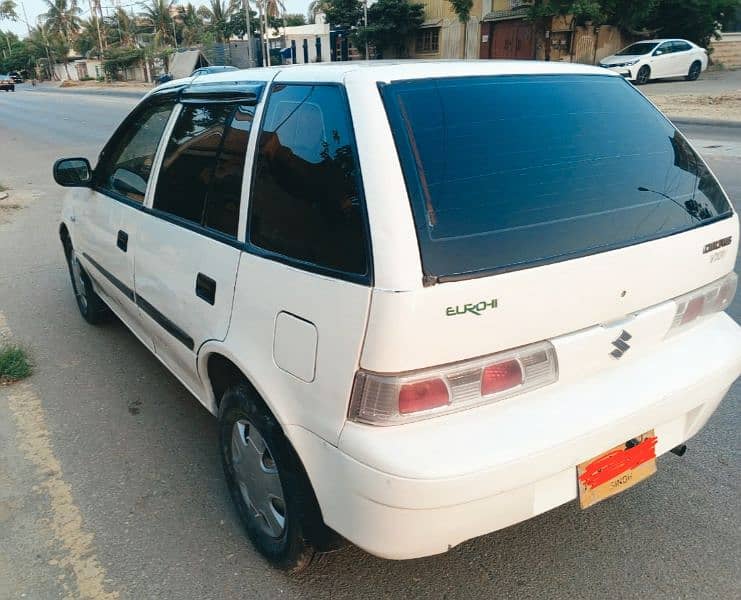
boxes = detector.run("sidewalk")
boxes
[642,68,741,124]
[29,80,152,99]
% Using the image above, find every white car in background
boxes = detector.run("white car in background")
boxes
[600,39,708,84]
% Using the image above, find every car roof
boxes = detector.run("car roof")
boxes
[153,60,616,94]
[629,38,693,44]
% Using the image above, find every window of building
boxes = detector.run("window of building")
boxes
[416,28,440,54]
[96,101,174,203]
[248,84,369,277]
[153,103,254,238]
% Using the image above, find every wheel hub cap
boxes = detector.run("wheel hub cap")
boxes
[231,420,286,538]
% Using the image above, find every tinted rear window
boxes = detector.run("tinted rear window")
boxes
[381,75,731,280]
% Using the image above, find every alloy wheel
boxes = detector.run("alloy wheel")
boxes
[231,419,286,539]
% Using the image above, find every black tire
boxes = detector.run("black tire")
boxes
[63,240,110,325]
[219,383,326,573]
[635,65,651,85]
[686,61,701,81]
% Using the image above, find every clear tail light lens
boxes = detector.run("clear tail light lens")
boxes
[349,341,558,426]
[668,272,737,335]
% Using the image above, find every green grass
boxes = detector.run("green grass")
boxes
[0,345,32,383]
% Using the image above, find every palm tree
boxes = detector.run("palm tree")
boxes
[42,0,81,43]
[197,0,237,43]
[306,0,327,23]
[179,3,202,46]
[0,0,18,21]
[264,0,284,19]
[109,7,139,47]
[139,0,175,47]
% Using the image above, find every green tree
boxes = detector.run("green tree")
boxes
[139,0,176,47]
[323,0,362,29]
[228,6,258,39]
[41,0,81,42]
[284,12,306,25]
[447,0,473,57]
[197,0,238,43]
[0,0,17,21]
[307,0,329,23]
[355,0,424,57]
[107,8,139,46]
[648,0,740,48]
[179,3,205,45]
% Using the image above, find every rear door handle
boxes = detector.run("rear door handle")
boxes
[117,230,128,252]
[195,273,216,305]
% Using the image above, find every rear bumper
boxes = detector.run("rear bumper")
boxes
[289,313,741,560]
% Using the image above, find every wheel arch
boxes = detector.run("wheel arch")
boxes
[198,344,288,428]
[59,222,73,257]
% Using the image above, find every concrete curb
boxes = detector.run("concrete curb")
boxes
[668,116,741,128]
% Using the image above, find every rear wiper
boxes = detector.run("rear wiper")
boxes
[637,186,701,222]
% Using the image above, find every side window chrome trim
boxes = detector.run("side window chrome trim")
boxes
[144,103,183,209]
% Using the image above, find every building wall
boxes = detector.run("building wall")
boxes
[711,32,741,68]
[413,0,483,59]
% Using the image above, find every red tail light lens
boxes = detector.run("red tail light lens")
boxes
[681,296,705,325]
[398,378,449,414]
[668,273,737,335]
[481,359,523,396]
[349,341,558,425]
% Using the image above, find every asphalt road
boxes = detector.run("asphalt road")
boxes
[0,85,739,600]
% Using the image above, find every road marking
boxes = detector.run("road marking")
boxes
[1,313,118,599]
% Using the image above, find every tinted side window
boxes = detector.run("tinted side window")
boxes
[249,84,368,276]
[153,103,253,237]
[656,42,673,54]
[204,106,253,236]
[673,41,692,52]
[96,101,174,203]
[154,104,232,225]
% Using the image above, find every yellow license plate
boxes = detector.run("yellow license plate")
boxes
[577,430,657,509]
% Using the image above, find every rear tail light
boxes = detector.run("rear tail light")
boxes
[668,272,737,335]
[349,341,558,426]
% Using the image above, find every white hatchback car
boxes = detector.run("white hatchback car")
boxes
[600,39,708,84]
[54,61,740,571]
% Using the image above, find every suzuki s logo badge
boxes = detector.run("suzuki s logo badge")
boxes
[610,330,632,359]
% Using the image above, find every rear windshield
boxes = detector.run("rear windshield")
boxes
[616,42,658,55]
[381,74,731,280]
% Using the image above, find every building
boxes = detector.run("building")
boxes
[412,0,483,59]
[413,0,627,65]
[266,19,331,64]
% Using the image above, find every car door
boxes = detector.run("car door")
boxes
[227,82,374,443]
[669,41,692,76]
[78,96,176,349]
[133,88,260,394]
[649,41,674,78]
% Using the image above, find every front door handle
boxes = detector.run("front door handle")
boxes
[195,273,216,305]
[117,230,128,252]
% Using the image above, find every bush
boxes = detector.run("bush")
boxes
[0,345,32,383]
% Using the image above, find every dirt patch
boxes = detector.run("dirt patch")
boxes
[651,90,741,122]
[59,80,151,92]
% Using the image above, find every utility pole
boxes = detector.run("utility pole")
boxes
[242,0,253,67]
[89,0,105,57]
[20,2,32,36]
[257,0,269,66]
[363,0,368,60]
